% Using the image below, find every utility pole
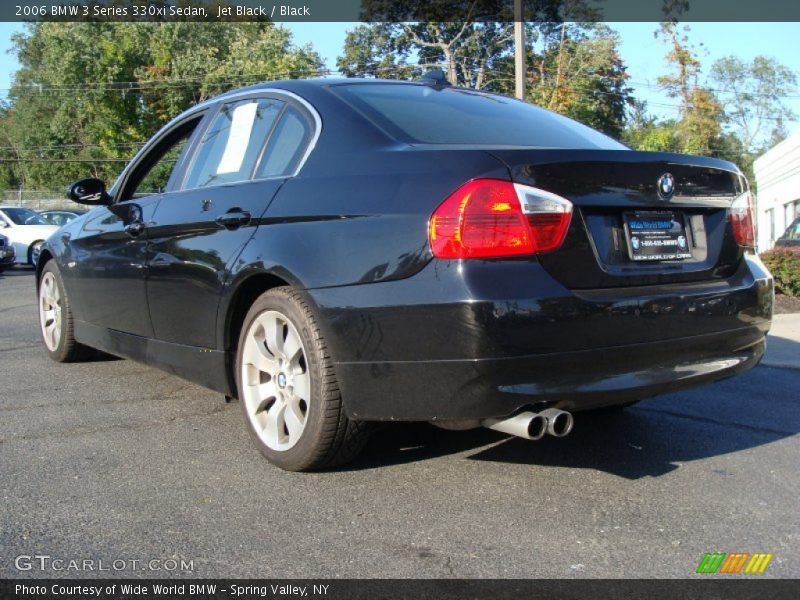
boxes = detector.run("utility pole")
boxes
[514,0,525,100]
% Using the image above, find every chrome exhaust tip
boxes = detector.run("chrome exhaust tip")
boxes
[481,411,548,441]
[540,408,574,438]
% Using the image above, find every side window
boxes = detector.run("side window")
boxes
[183,99,284,190]
[255,106,312,179]
[121,117,202,201]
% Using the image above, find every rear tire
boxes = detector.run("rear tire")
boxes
[236,287,371,471]
[28,240,44,267]
[38,261,94,362]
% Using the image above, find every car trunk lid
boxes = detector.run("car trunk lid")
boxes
[488,149,747,289]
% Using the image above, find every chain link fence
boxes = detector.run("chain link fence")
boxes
[1,190,73,211]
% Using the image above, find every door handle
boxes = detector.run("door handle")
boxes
[215,209,251,230]
[124,221,146,237]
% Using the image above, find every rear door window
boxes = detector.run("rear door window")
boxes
[183,98,284,190]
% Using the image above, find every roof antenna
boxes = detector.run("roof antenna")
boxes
[419,68,451,89]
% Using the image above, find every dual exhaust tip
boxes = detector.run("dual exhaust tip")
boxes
[482,408,573,441]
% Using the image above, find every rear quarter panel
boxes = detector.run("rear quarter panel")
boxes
[217,146,509,350]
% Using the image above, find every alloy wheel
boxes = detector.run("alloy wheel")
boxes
[39,271,62,351]
[240,310,311,451]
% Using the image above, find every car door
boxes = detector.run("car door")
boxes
[144,93,317,348]
[65,113,206,337]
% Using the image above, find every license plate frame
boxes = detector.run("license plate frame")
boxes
[622,211,692,262]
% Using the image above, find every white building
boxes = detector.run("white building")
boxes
[754,130,800,251]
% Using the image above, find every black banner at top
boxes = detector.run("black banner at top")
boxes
[2,0,800,23]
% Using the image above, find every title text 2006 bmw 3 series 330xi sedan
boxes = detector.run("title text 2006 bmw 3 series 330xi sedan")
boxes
[36,77,773,471]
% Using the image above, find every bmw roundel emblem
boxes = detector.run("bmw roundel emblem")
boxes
[657,173,675,198]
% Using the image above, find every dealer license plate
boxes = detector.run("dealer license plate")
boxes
[623,211,692,261]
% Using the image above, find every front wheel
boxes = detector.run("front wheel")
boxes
[236,287,370,471]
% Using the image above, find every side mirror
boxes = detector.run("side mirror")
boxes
[0,220,8,228]
[67,178,112,206]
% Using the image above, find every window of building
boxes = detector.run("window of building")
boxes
[766,208,775,241]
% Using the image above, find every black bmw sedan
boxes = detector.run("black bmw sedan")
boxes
[36,78,773,470]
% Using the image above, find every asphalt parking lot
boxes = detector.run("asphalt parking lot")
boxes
[1,267,798,579]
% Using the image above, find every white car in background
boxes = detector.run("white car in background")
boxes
[0,206,58,266]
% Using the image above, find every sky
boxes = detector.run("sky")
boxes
[1,21,800,137]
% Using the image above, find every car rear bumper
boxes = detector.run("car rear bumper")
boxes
[309,254,773,421]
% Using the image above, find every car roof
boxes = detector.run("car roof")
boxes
[217,77,414,93]
[194,77,495,114]
[210,77,484,102]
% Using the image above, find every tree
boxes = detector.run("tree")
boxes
[709,55,797,154]
[653,22,725,156]
[336,24,416,81]
[3,22,322,190]
[622,23,779,188]
[337,20,633,137]
[337,22,515,89]
[6,22,152,188]
[656,22,702,111]
[138,23,323,125]
[523,23,632,138]
[0,103,25,193]
[621,101,680,152]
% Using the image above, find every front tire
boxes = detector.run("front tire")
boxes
[236,287,370,471]
[38,261,94,362]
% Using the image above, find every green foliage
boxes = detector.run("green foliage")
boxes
[3,17,796,196]
[651,23,727,157]
[2,22,322,190]
[761,249,800,297]
[337,21,633,138]
[0,105,20,194]
[622,125,679,153]
[623,23,796,187]
[522,23,633,138]
[337,22,517,90]
[337,24,420,81]
[710,55,797,154]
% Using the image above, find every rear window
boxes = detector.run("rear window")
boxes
[332,83,627,150]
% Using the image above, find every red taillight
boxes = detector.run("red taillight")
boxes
[729,192,755,248]
[428,179,572,259]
